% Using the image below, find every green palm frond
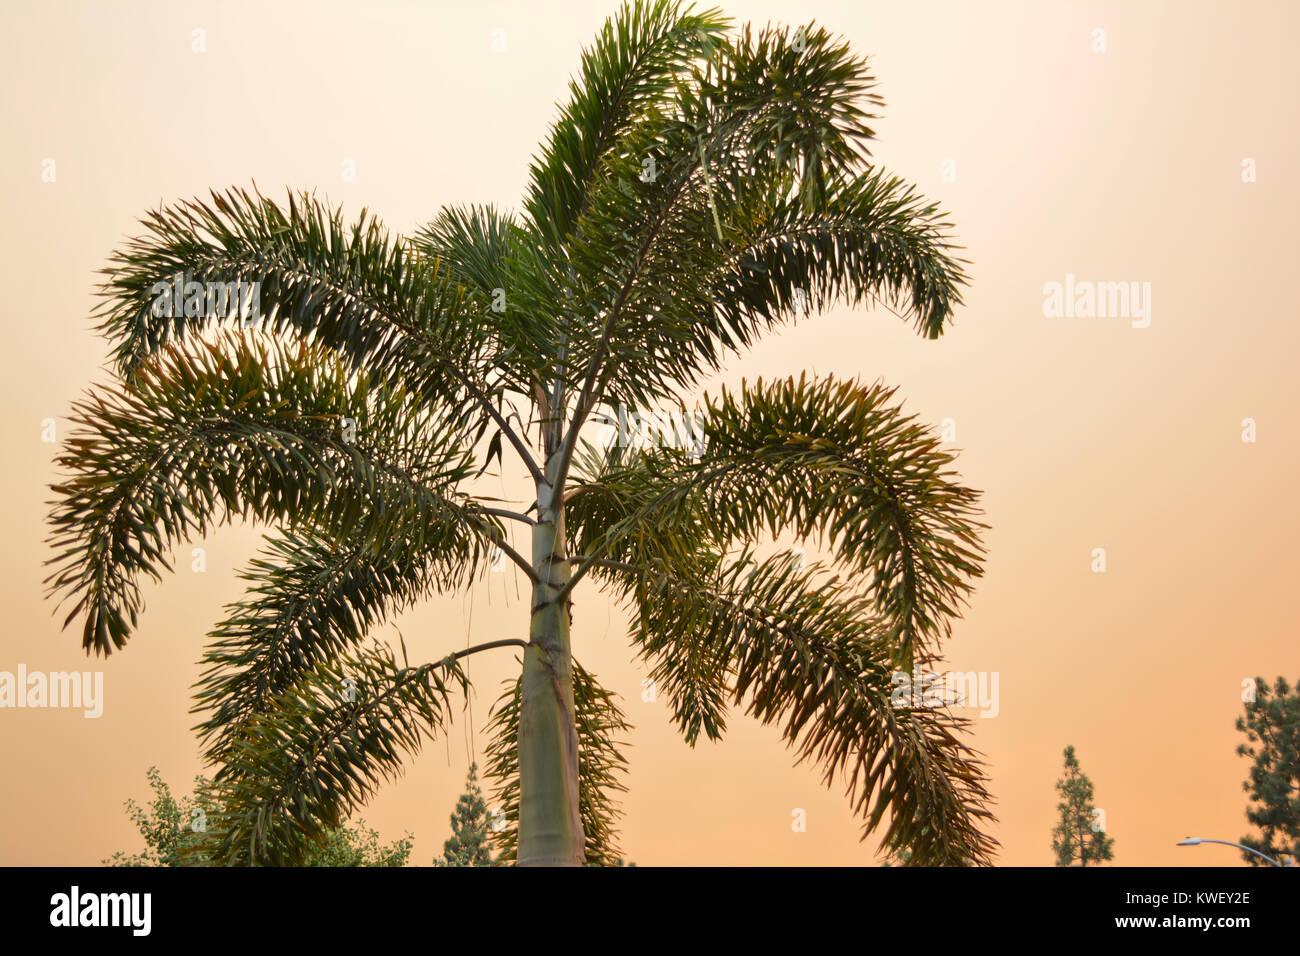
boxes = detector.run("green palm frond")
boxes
[411,205,521,303]
[483,661,632,866]
[95,185,496,418]
[193,512,492,768]
[46,332,478,655]
[591,548,995,865]
[207,642,469,866]
[523,0,730,250]
[552,20,927,419]
[704,166,968,342]
[568,375,986,670]
[408,204,556,420]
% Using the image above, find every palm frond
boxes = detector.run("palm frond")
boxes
[193,510,492,767]
[703,166,967,342]
[523,0,730,250]
[94,184,495,420]
[409,204,556,429]
[206,642,469,865]
[568,375,986,669]
[45,332,476,655]
[410,204,521,306]
[593,547,997,865]
[555,21,918,417]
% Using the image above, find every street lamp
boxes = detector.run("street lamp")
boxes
[1176,837,1290,867]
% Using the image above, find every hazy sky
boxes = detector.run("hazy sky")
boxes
[1,0,1296,866]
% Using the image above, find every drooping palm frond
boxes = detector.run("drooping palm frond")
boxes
[547,18,955,433]
[589,549,995,865]
[45,332,481,655]
[193,511,492,769]
[568,375,987,671]
[562,374,994,863]
[483,661,632,866]
[703,166,968,342]
[93,185,509,431]
[206,642,469,866]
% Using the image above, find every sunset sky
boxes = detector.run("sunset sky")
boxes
[1,0,1296,866]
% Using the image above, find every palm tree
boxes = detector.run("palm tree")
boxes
[46,0,995,866]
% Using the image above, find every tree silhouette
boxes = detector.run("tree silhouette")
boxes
[1051,746,1114,866]
[1237,676,1300,866]
[434,763,498,867]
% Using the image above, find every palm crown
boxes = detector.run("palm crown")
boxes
[46,0,995,866]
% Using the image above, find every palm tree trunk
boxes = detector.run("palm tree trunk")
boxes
[516,471,584,865]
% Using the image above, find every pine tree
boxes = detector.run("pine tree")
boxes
[434,764,498,867]
[1236,676,1300,866]
[1051,746,1114,866]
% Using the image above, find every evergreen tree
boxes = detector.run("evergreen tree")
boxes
[434,763,498,867]
[1051,746,1114,866]
[1236,676,1300,866]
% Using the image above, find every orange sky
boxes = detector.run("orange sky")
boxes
[1,0,1296,866]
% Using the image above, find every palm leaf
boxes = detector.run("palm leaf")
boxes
[207,642,469,865]
[193,511,493,768]
[592,547,996,865]
[46,332,477,655]
[568,375,987,670]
